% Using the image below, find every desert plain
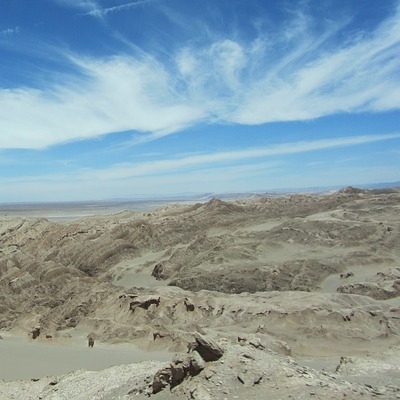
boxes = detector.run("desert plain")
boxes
[0,186,400,399]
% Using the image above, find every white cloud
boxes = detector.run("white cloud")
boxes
[0,55,205,149]
[2,133,399,201]
[51,0,99,10]
[51,0,157,18]
[69,133,400,181]
[232,8,400,123]
[83,0,156,18]
[0,26,20,36]
[0,4,400,149]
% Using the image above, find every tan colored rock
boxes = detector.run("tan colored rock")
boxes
[152,366,171,394]
[152,352,205,394]
[237,367,263,387]
[193,333,224,362]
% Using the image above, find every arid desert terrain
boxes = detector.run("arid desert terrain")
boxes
[1,186,400,399]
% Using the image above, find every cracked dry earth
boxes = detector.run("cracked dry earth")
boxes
[1,186,400,399]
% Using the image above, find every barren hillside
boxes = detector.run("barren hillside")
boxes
[1,187,400,399]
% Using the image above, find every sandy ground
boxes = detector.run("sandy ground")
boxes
[0,333,171,381]
[110,250,170,288]
[1,187,400,399]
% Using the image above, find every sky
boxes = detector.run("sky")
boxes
[0,0,399,202]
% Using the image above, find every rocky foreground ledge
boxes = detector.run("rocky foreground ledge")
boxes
[1,334,400,400]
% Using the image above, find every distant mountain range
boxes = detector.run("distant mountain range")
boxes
[1,181,399,207]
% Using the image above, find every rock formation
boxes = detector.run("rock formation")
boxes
[1,187,400,399]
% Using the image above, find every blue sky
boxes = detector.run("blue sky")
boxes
[0,0,399,202]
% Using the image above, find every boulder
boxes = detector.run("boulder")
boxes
[170,353,205,387]
[237,367,263,387]
[152,367,171,394]
[31,327,41,339]
[152,353,205,394]
[184,297,195,311]
[152,263,167,280]
[193,333,224,361]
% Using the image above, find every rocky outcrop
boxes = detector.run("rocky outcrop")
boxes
[337,268,400,300]
[151,263,166,280]
[337,282,400,300]
[151,333,223,394]
[191,333,224,362]
[151,367,171,394]
[129,295,161,311]
[31,327,41,339]
[152,352,205,394]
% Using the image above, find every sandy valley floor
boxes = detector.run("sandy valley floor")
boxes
[1,186,400,399]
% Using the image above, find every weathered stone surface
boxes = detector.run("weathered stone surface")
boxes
[31,327,41,339]
[184,297,195,311]
[129,295,160,312]
[248,337,265,350]
[152,367,171,394]
[193,333,224,361]
[152,263,167,280]
[152,353,205,393]
[237,367,263,387]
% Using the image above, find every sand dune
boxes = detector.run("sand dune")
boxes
[1,187,400,399]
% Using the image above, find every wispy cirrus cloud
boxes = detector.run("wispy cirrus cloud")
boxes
[83,0,157,18]
[1,132,399,201]
[75,133,400,181]
[0,54,205,149]
[0,26,20,36]
[51,0,99,11]
[52,0,157,18]
[0,3,400,150]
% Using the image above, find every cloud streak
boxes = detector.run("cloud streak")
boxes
[83,0,157,18]
[1,132,398,201]
[51,0,99,12]
[71,133,400,181]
